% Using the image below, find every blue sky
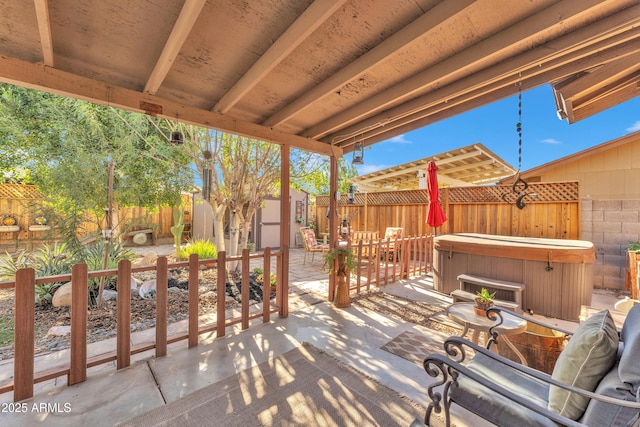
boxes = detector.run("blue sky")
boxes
[354,84,640,175]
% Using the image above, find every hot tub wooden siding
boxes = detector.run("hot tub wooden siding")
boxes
[433,234,596,321]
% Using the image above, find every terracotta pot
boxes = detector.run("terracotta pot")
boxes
[474,301,495,318]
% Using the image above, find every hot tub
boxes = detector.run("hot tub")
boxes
[433,233,596,321]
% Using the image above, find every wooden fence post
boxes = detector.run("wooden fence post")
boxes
[156,256,168,357]
[69,263,88,385]
[263,247,271,323]
[241,249,249,330]
[14,268,35,402]
[216,252,226,338]
[188,254,199,348]
[117,260,131,369]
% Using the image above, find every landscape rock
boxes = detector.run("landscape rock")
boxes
[52,282,73,307]
[47,325,71,336]
[140,251,158,266]
[102,289,118,302]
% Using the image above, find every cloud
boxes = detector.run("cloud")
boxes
[385,134,412,144]
[540,138,561,144]
[626,121,640,132]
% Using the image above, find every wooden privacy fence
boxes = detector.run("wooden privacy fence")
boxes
[0,249,283,402]
[315,181,580,240]
[0,184,192,246]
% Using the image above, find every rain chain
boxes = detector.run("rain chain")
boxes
[502,78,538,210]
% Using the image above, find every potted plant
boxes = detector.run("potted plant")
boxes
[253,267,277,291]
[474,287,496,317]
[252,267,264,283]
[323,247,357,308]
[322,247,356,276]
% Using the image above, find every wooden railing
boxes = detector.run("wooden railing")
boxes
[345,234,434,292]
[0,248,282,402]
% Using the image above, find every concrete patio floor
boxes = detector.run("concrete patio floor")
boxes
[0,246,622,426]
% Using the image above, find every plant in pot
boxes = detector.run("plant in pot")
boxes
[253,267,276,291]
[474,287,496,317]
[323,247,357,308]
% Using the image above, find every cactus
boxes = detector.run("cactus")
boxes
[170,208,185,253]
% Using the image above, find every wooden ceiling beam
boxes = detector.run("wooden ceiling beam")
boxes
[558,52,640,100]
[308,0,638,141]
[571,77,640,122]
[213,0,347,114]
[335,27,640,147]
[144,0,207,95]
[263,0,476,128]
[0,55,337,157]
[33,0,54,67]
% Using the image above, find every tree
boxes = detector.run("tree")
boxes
[0,83,194,255]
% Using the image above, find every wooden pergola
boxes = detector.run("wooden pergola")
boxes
[1,0,638,299]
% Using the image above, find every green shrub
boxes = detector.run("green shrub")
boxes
[177,239,217,261]
[0,317,13,347]
[79,240,135,304]
[1,243,75,305]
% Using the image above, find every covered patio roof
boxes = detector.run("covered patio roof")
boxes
[0,0,638,157]
[350,143,516,191]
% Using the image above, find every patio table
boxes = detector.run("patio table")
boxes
[446,302,528,365]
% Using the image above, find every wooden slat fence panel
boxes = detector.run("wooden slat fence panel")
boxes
[0,184,192,245]
[315,182,579,240]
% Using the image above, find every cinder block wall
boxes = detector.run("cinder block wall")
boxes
[582,198,640,291]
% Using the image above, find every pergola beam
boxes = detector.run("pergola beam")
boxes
[0,55,338,157]
[214,0,348,114]
[309,0,638,141]
[144,0,207,95]
[334,24,640,148]
[263,0,476,128]
[33,0,54,67]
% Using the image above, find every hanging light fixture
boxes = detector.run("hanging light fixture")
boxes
[347,183,356,204]
[352,141,364,165]
[170,113,184,144]
[170,131,184,144]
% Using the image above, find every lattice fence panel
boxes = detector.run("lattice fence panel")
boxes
[0,184,43,199]
[447,182,579,203]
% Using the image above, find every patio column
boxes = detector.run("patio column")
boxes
[279,143,290,317]
[328,154,338,302]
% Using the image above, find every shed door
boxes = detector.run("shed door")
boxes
[258,198,280,250]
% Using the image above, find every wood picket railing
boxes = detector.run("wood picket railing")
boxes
[345,234,434,293]
[0,248,282,402]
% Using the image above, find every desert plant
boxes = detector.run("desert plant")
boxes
[170,208,185,255]
[80,240,135,304]
[0,250,33,280]
[177,238,217,261]
[2,243,76,305]
[475,287,496,304]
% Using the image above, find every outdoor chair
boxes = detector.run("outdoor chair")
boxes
[381,227,403,261]
[300,227,329,264]
[413,305,640,427]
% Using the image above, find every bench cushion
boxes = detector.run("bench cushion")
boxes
[548,310,619,420]
[619,304,640,392]
[579,368,640,427]
[451,353,557,427]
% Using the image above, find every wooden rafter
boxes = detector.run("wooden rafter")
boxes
[213,0,348,114]
[33,0,54,67]
[144,0,207,95]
